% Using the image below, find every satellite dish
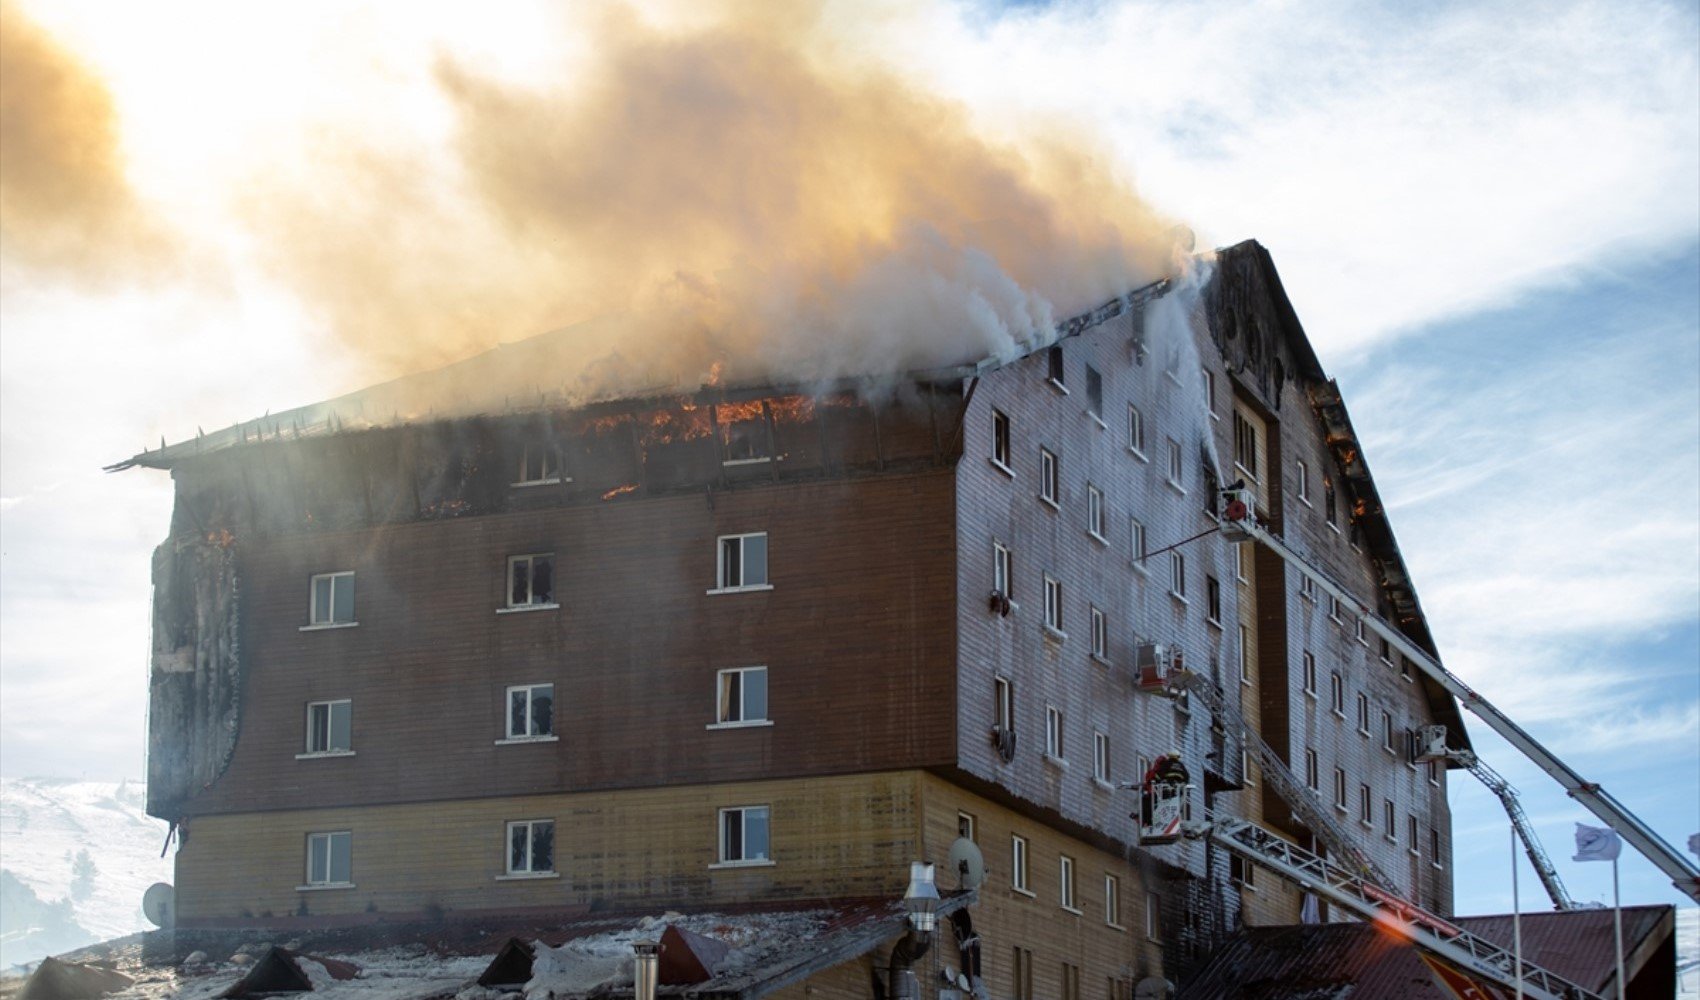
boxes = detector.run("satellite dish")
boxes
[947,838,985,891]
[142,883,175,929]
[1134,976,1174,1000]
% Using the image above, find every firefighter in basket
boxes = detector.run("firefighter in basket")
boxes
[1138,751,1190,844]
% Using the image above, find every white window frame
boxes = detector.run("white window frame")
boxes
[502,553,558,611]
[1129,518,1148,572]
[1356,692,1371,735]
[1045,705,1065,761]
[1093,730,1111,783]
[513,444,565,487]
[711,666,771,729]
[1300,574,1317,602]
[305,571,357,630]
[1011,834,1031,894]
[1329,594,1345,624]
[1043,574,1064,635]
[301,831,353,890]
[1168,551,1187,602]
[1384,799,1397,842]
[1165,438,1185,491]
[503,819,557,878]
[995,676,1015,733]
[1089,606,1107,661]
[1145,892,1161,940]
[1355,617,1369,646]
[1333,767,1348,811]
[1086,484,1106,541]
[1234,542,1248,583]
[1238,625,1252,685]
[1059,855,1079,913]
[1232,410,1258,480]
[1382,710,1396,754]
[991,408,1013,473]
[499,683,557,744]
[1104,873,1123,928]
[711,533,771,594]
[714,805,773,868]
[1039,448,1060,508]
[1205,575,1222,626]
[1302,651,1317,697]
[1296,459,1311,505]
[1127,405,1147,458]
[958,812,977,842]
[1202,369,1218,420]
[1330,672,1345,717]
[300,699,353,758]
[1359,783,1373,827]
[1304,748,1319,792]
[993,542,1013,599]
[1085,364,1104,421]
[1409,815,1421,856]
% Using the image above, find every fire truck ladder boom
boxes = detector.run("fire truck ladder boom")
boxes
[1461,751,1577,910]
[1224,504,1700,903]
[1193,817,1604,1000]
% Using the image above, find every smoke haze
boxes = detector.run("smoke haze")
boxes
[243,1,1187,392]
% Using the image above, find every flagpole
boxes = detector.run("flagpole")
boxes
[1612,854,1625,998]
[1512,823,1524,1000]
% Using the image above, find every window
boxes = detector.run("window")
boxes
[1086,484,1106,539]
[1431,827,1443,868]
[993,541,1014,600]
[958,812,977,842]
[1428,759,1442,787]
[995,676,1015,733]
[718,402,770,463]
[303,700,351,756]
[506,684,555,740]
[991,409,1012,471]
[715,533,769,590]
[1202,369,1216,416]
[715,667,769,726]
[1384,800,1397,841]
[1296,459,1311,504]
[1011,834,1030,892]
[1086,365,1103,418]
[1379,636,1394,665]
[1241,747,1254,786]
[1330,672,1344,716]
[1356,693,1370,735]
[1304,748,1319,791]
[1093,731,1111,782]
[1332,767,1347,810]
[1090,606,1107,660]
[1234,542,1248,582]
[1040,448,1060,506]
[308,572,355,626]
[1402,656,1415,682]
[1324,475,1337,526]
[1329,594,1345,623]
[1047,345,1065,387]
[1381,710,1395,753]
[718,806,771,865]
[1012,948,1034,1000]
[515,444,563,485]
[1145,892,1161,940]
[1104,874,1122,927]
[1355,617,1369,645]
[1300,574,1317,601]
[506,819,555,876]
[1043,574,1063,633]
[506,553,556,608]
[304,831,352,888]
[1130,518,1148,568]
[1238,625,1252,684]
[1230,853,1255,888]
[1358,784,1373,826]
[1060,964,1080,1000]
[1205,576,1222,624]
[1302,651,1317,695]
[1169,551,1186,601]
[1166,438,1184,487]
[1409,815,1421,855]
[1127,405,1146,455]
[1045,705,1065,760]
[1059,855,1078,911]
[1233,411,1259,479]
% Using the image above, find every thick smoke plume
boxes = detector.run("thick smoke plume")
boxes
[0,1,172,287]
[248,2,1188,398]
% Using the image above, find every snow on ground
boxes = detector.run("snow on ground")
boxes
[1679,906,1697,996]
[0,778,174,969]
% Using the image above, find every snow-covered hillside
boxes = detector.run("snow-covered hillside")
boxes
[0,778,173,969]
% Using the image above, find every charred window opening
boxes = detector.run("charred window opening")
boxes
[507,819,555,875]
[304,700,351,755]
[309,572,355,626]
[716,533,768,590]
[1085,365,1103,417]
[506,684,553,739]
[1233,412,1259,480]
[514,443,564,486]
[1324,475,1337,525]
[1229,853,1255,888]
[1047,345,1065,387]
[716,401,771,464]
[507,553,555,608]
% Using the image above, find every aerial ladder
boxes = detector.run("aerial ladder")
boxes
[1413,725,1579,911]
[1212,488,1700,903]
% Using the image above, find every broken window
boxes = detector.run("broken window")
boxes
[309,572,355,626]
[305,830,352,887]
[1086,365,1103,418]
[1040,447,1060,505]
[1086,484,1105,539]
[716,533,768,590]
[991,408,1012,470]
[717,402,770,463]
[718,805,770,864]
[1230,853,1255,888]
[1127,405,1146,455]
[1324,475,1337,525]
[506,819,555,875]
[514,444,563,485]
[716,667,768,725]
[507,554,555,608]
[304,700,352,755]
[506,684,554,740]
[1202,369,1216,416]
[1047,345,1065,386]
[1300,574,1317,601]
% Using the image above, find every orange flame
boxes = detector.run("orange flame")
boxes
[601,483,639,501]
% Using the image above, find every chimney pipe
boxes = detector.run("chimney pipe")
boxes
[633,940,659,1000]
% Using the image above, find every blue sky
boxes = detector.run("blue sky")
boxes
[0,0,1695,920]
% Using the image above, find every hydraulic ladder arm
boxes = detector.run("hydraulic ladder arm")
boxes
[1218,493,1700,903]
[1464,749,1578,911]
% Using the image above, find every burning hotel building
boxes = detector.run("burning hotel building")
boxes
[117,241,1467,994]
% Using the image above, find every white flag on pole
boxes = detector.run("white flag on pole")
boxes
[1687,831,1698,859]
[1572,823,1621,862]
